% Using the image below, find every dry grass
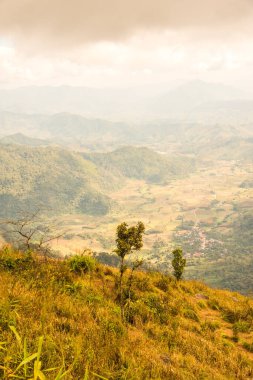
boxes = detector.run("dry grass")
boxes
[0,246,253,379]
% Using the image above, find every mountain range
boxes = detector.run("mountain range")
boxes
[1,80,253,122]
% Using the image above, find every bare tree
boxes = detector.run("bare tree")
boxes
[0,209,65,256]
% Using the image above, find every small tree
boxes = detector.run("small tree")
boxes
[172,248,186,280]
[114,221,145,318]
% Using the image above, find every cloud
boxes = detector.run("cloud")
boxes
[0,0,252,50]
[0,0,252,89]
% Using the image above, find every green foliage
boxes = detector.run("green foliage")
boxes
[243,342,253,353]
[115,221,145,260]
[0,144,193,219]
[79,192,111,216]
[172,247,186,280]
[201,321,220,332]
[0,247,34,272]
[183,308,200,322]
[68,254,97,274]
[115,221,145,319]
[0,145,110,218]
[86,146,195,184]
[233,321,251,333]
[154,275,172,292]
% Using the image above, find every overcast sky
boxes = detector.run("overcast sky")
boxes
[0,0,253,89]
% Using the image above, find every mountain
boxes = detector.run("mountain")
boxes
[1,248,253,379]
[0,85,151,120]
[0,133,52,147]
[0,112,133,150]
[86,146,195,183]
[1,81,252,122]
[148,80,253,122]
[1,110,252,160]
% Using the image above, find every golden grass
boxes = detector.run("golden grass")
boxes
[0,247,253,379]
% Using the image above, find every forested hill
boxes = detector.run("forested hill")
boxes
[0,144,194,217]
[85,146,195,183]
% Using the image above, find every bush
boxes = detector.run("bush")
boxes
[201,321,220,332]
[68,255,97,274]
[0,251,34,272]
[207,299,220,311]
[183,308,200,322]
[135,276,152,292]
[243,342,253,353]
[233,321,251,333]
[155,275,171,292]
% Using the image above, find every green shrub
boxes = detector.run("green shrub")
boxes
[125,300,152,325]
[69,255,96,274]
[207,299,220,311]
[243,342,253,353]
[197,301,207,309]
[233,321,251,333]
[183,308,199,322]
[223,309,239,324]
[0,253,34,272]
[201,321,220,332]
[155,275,170,292]
[64,282,82,295]
[135,276,152,292]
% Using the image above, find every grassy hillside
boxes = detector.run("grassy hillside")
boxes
[1,246,253,379]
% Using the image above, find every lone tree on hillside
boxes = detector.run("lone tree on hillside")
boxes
[0,209,65,256]
[172,248,186,281]
[114,221,145,318]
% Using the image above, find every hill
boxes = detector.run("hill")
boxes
[0,133,52,147]
[0,145,191,218]
[0,247,253,379]
[85,146,195,183]
[0,144,112,217]
[0,112,131,150]
[0,110,252,159]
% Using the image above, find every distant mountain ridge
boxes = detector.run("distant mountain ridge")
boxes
[0,112,132,149]
[0,80,252,122]
[0,109,252,160]
[0,133,52,147]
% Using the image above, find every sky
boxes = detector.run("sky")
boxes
[0,0,253,89]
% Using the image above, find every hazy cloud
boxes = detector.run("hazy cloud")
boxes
[0,0,253,89]
[0,0,252,49]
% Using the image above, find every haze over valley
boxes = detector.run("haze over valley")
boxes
[0,79,252,294]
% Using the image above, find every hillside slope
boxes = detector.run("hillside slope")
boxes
[0,247,253,379]
[0,145,192,217]
[0,133,52,147]
[0,144,113,217]
[85,146,195,183]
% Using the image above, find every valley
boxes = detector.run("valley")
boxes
[0,82,252,295]
[47,157,252,293]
